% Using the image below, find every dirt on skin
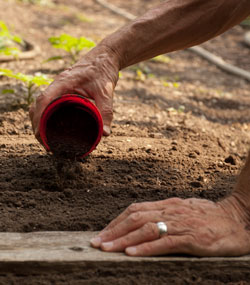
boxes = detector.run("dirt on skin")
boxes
[0,0,250,284]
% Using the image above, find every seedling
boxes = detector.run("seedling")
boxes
[241,16,250,27]
[151,55,171,64]
[0,21,24,57]
[167,105,185,114]
[162,81,180,88]
[76,13,93,23]
[48,33,96,63]
[0,68,53,105]
[135,69,146,81]
[130,63,153,82]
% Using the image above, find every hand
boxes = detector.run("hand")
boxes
[90,197,250,257]
[29,45,120,142]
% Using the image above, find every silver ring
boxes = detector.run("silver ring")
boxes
[156,222,168,236]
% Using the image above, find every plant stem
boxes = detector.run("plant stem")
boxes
[27,83,34,105]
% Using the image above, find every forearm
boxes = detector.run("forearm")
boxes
[99,0,250,69]
[219,151,250,225]
[230,152,250,219]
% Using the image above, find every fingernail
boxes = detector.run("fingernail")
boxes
[103,125,110,136]
[126,247,137,256]
[90,237,102,247]
[101,241,113,251]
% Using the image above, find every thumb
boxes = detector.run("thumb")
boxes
[96,98,113,136]
[94,85,114,137]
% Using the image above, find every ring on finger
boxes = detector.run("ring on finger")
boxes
[156,222,168,237]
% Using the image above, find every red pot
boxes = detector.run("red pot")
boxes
[39,94,103,159]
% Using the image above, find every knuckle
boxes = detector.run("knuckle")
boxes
[143,223,158,238]
[141,243,153,254]
[118,238,129,249]
[101,107,113,118]
[163,236,177,250]
[35,93,47,106]
[174,207,189,215]
[127,203,139,215]
[59,68,73,79]
[129,212,142,223]
[182,235,196,251]
[108,227,119,239]
[163,197,183,205]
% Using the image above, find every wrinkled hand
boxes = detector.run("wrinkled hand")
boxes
[90,197,250,257]
[29,45,120,142]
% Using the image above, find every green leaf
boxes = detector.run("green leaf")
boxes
[44,55,64,62]
[1,88,15,95]
[0,68,14,77]
[0,21,8,34]
[162,81,170,87]
[152,55,171,64]
[49,33,95,58]
[0,21,23,51]
[12,35,23,44]
[31,74,53,86]
[0,46,20,56]
[135,69,146,81]
[75,37,95,52]
[12,73,33,83]
[0,68,53,86]
[77,14,93,23]
[0,68,53,105]
[49,34,76,52]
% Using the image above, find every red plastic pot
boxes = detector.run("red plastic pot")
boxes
[39,94,103,159]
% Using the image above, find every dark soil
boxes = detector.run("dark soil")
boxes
[46,104,98,158]
[0,0,250,284]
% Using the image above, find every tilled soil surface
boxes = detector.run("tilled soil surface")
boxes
[0,0,250,284]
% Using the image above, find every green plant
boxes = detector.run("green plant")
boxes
[48,33,96,63]
[162,80,180,88]
[76,13,93,23]
[241,16,250,27]
[135,69,146,81]
[151,55,171,64]
[167,105,185,113]
[0,68,53,105]
[0,21,24,56]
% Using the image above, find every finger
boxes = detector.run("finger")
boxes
[32,93,52,140]
[31,81,69,140]
[91,210,188,249]
[97,210,164,245]
[100,222,160,252]
[94,83,114,136]
[102,198,183,232]
[125,235,192,257]
[29,103,35,121]
[100,220,184,252]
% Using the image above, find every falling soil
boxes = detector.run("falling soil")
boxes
[53,156,84,190]
[46,104,99,159]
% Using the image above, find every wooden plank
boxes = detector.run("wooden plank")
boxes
[0,231,250,280]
